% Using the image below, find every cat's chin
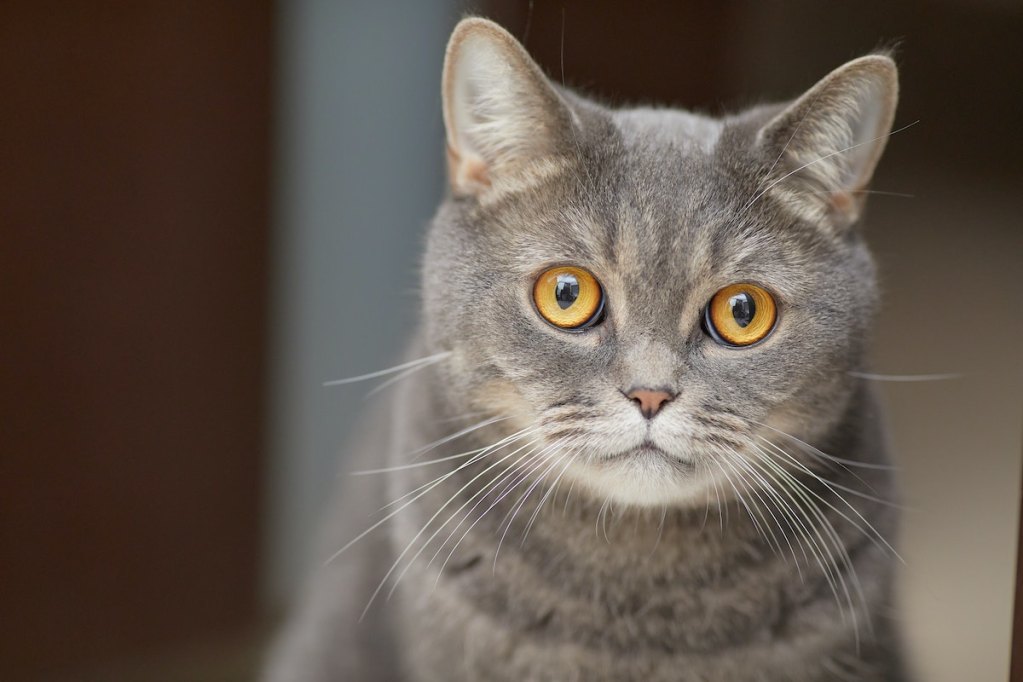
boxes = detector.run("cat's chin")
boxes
[565,447,711,508]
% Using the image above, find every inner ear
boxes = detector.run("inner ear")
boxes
[441,18,577,197]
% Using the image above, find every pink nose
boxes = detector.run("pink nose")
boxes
[626,388,674,419]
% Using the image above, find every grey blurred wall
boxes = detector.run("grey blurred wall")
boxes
[265,0,454,606]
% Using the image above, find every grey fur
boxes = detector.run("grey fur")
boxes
[266,18,907,682]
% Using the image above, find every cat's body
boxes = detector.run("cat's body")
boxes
[267,18,907,682]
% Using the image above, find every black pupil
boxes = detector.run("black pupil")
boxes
[729,292,756,328]
[554,274,580,309]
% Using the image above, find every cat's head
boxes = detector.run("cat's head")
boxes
[422,18,898,507]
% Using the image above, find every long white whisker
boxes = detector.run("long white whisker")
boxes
[345,413,515,479]
[352,446,492,476]
[741,119,919,215]
[736,450,817,579]
[848,371,962,382]
[699,468,713,535]
[386,437,546,599]
[352,414,514,476]
[521,451,575,544]
[363,363,434,397]
[406,415,516,461]
[435,410,491,424]
[748,443,859,638]
[747,420,885,497]
[725,448,804,577]
[360,434,554,620]
[429,444,556,581]
[709,462,728,531]
[652,504,668,555]
[595,495,610,542]
[322,351,451,386]
[755,85,828,201]
[718,451,785,560]
[720,453,781,560]
[712,456,770,550]
[793,189,915,199]
[493,447,568,568]
[562,476,577,516]
[756,435,903,509]
[378,426,537,511]
[758,437,903,564]
[750,419,896,472]
[327,427,534,564]
[763,443,875,647]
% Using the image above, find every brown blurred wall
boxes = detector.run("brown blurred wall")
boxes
[0,3,271,678]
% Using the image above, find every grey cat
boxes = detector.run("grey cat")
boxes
[266,17,908,682]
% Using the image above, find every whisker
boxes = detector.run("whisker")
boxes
[731,450,815,580]
[755,85,828,201]
[494,448,569,563]
[404,414,517,464]
[363,364,434,397]
[360,434,551,620]
[398,437,552,593]
[749,443,865,644]
[710,463,728,531]
[740,119,919,215]
[328,427,536,563]
[409,415,513,454]
[559,6,566,85]
[354,416,526,477]
[724,448,802,573]
[711,457,768,548]
[750,419,896,472]
[717,452,785,560]
[521,451,575,544]
[699,471,713,535]
[755,435,902,508]
[652,504,668,555]
[742,438,873,624]
[757,438,903,563]
[379,425,537,511]
[745,420,885,497]
[562,477,577,516]
[793,189,915,199]
[352,446,492,476]
[429,440,560,578]
[595,495,611,542]
[435,410,491,424]
[322,351,451,386]
[848,371,962,382]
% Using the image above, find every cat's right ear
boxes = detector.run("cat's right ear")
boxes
[442,18,577,198]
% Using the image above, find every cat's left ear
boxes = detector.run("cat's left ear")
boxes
[442,18,578,198]
[756,55,899,231]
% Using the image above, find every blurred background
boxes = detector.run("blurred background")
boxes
[2,1,1021,680]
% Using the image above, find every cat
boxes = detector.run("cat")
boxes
[265,16,908,682]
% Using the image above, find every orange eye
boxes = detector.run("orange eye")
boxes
[705,283,777,347]
[532,266,604,330]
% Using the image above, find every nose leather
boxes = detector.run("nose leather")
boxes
[626,388,674,419]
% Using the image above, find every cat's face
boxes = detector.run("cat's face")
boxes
[423,19,896,507]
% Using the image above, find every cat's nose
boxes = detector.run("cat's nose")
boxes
[625,388,675,419]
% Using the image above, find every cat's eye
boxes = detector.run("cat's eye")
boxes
[532,265,604,330]
[705,283,777,347]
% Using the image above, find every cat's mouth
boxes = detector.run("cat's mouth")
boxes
[599,439,694,471]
